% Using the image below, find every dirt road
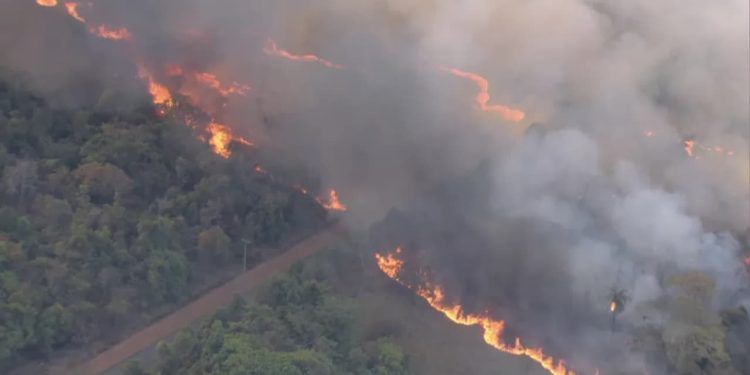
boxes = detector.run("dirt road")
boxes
[72,223,347,375]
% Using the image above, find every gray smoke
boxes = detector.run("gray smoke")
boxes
[2,0,748,373]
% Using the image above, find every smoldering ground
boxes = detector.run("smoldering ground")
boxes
[4,0,749,373]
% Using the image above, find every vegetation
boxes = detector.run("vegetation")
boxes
[127,261,409,375]
[0,76,326,369]
[631,271,748,375]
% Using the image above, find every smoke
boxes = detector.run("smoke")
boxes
[4,0,749,373]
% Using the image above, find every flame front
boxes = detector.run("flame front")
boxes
[375,247,578,375]
[264,39,344,70]
[440,66,525,123]
[192,72,250,97]
[610,301,616,312]
[36,0,57,7]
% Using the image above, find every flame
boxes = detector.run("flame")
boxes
[136,64,173,109]
[90,25,131,41]
[681,138,735,159]
[375,247,578,375]
[192,72,250,97]
[683,139,696,157]
[439,66,525,123]
[610,301,617,312]
[36,0,57,6]
[254,165,268,174]
[206,122,253,159]
[64,2,85,23]
[316,189,348,212]
[263,39,344,70]
[374,247,404,279]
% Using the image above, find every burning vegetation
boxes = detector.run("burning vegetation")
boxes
[375,247,583,375]
[11,1,750,374]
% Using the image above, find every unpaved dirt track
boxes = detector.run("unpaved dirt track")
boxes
[73,223,347,375]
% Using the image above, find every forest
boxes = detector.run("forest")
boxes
[0,73,327,370]
[124,257,409,375]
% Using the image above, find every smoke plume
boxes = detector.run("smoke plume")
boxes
[3,0,748,373]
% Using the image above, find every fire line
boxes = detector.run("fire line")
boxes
[375,247,581,375]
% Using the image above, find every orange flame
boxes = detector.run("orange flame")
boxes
[193,71,250,97]
[206,122,253,159]
[254,165,268,174]
[263,39,344,70]
[36,0,57,6]
[681,138,736,159]
[316,189,347,212]
[136,64,173,109]
[64,2,85,23]
[375,247,577,375]
[439,66,525,123]
[609,301,617,313]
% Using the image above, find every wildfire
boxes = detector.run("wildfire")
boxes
[64,2,85,23]
[681,138,735,159]
[206,122,253,159]
[316,189,348,212]
[374,247,404,279]
[193,72,250,97]
[91,25,131,41]
[439,66,525,123]
[375,247,578,375]
[136,64,173,109]
[36,0,57,6]
[683,139,696,157]
[609,301,617,312]
[263,39,344,70]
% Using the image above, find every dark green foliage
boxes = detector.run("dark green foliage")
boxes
[151,266,409,375]
[0,79,327,369]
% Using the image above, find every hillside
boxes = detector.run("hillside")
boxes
[0,74,326,371]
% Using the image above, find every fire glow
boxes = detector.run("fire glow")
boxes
[36,0,57,7]
[263,39,344,70]
[64,2,85,23]
[206,122,253,159]
[316,189,347,212]
[439,66,525,123]
[375,247,578,375]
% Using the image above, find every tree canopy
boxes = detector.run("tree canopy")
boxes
[0,75,326,370]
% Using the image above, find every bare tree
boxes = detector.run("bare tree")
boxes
[3,160,38,206]
[609,288,629,331]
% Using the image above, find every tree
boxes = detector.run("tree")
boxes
[72,162,133,204]
[146,249,190,303]
[198,226,232,263]
[2,160,38,205]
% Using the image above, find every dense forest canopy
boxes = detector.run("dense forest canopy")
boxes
[125,260,409,375]
[0,74,326,370]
